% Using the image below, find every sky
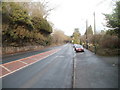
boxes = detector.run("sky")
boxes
[5,0,116,36]
[45,0,116,36]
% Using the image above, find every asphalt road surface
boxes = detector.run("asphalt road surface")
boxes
[2,44,118,88]
[2,44,74,88]
[74,49,118,88]
[2,45,63,64]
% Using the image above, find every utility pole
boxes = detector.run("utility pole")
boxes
[94,12,96,34]
[86,20,88,49]
[94,12,96,54]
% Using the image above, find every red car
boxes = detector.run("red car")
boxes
[74,45,84,52]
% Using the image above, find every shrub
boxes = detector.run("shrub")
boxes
[99,35,119,49]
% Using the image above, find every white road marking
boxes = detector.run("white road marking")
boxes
[0,65,11,72]
[54,55,64,58]
[0,48,61,78]
[58,56,64,57]
[18,60,28,64]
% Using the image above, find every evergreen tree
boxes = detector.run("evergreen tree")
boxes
[72,28,81,44]
[104,1,120,38]
[84,25,93,35]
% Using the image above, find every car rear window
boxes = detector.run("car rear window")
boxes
[75,45,83,48]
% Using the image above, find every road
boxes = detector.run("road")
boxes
[74,49,118,88]
[2,44,74,88]
[1,44,118,88]
[2,45,63,64]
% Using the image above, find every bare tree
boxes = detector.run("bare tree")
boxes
[18,1,54,18]
[52,29,68,44]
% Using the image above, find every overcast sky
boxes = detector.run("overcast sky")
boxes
[45,0,116,36]
[5,0,116,36]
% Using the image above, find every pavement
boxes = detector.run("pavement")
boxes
[73,49,118,88]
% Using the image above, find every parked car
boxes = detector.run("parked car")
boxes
[74,45,84,52]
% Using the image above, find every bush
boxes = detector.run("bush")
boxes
[2,2,53,47]
[99,35,119,49]
[31,17,52,34]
